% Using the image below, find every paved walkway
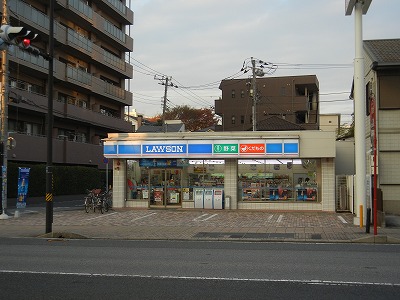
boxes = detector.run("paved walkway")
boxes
[1,206,400,243]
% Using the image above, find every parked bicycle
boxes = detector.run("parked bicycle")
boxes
[101,189,113,212]
[84,189,104,214]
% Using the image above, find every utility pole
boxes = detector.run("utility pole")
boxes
[251,57,257,131]
[154,75,177,132]
[241,57,276,132]
[0,0,10,219]
[162,76,169,132]
[45,0,55,233]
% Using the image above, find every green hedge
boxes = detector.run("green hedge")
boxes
[7,162,110,197]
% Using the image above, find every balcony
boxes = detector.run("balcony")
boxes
[214,99,223,116]
[92,0,134,25]
[12,0,132,52]
[8,132,105,167]
[8,47,49,79]
[9,87,133,133]
[49,27,132,79]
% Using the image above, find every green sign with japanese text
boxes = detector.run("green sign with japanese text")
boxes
[213,144,238,154]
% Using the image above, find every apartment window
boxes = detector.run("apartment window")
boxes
[78,99,88,109]
[379,75,400,109]
[100,106,118,118]
[231,90,236,98]
[241,115,245,124]
[241,90,245,98]
[231,116,236,124]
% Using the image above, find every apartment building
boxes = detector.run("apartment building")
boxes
[3,0,134,168]
[215,75,319,131]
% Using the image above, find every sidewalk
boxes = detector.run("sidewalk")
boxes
[1,207,400,244]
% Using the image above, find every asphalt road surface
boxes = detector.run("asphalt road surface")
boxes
[0,238,399,299]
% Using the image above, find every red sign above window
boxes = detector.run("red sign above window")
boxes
[239,143,265,154]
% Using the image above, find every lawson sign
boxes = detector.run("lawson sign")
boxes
[104,139,299,158]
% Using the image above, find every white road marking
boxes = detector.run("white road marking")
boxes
[1,270,399,287]
[193,214,209,221]
[130,212,157,221]
[86,212,118,221]
[267,214,274,221]
[338,216,347,223]
[276,215,283,223]
[201,214,218,221]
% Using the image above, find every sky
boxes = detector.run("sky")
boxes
[127,0,400,124]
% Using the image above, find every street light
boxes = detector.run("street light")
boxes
[345,0,372,227]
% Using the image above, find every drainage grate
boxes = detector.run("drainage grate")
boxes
[311,234,322,240]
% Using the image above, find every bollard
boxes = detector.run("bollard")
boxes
[366,207,371,233]
[359,204,363,228]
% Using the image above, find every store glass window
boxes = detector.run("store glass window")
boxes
[238,159,319,202]
[126,159,225,206]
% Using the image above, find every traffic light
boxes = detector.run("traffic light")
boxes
[0,25,39,53]
[0,25,28,45]
[18,38,41,56]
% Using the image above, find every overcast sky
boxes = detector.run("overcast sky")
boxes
[127,0,399,124]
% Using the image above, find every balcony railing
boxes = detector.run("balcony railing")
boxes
[104,19,126,43]
[106,0,127,14]
[103,49,125,70]
[67,0,93,20]
[10,0,57,33]
[9,47,49,70]
[66,65,92,86]
[67,28,93,53]
[104,82,125,99]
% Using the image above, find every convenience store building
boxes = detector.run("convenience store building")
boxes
[103,130,336,211]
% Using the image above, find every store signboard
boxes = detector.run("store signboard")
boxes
[104,139,299,158]
[213,144,238,154]
[239,143,265,154]
[142,144,187,155]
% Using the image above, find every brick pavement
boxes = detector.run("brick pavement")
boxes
[0,208,400,243]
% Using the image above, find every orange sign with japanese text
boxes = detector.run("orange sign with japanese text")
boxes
[239,143,265,154]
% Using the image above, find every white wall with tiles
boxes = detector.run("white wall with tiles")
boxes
[224,158,238,209]
[112,158,126,208]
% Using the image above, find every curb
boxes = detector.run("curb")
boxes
[351,235,400,244]
[38,232,88,239]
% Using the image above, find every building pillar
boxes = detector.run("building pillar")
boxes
[224,158,238,209]
[112,158,126,208]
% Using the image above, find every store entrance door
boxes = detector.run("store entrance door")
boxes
[150,168,182,208]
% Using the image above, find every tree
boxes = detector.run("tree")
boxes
[337,119,355,139]
[153,105,219,132]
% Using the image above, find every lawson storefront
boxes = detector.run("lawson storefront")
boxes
[103,130,336,211]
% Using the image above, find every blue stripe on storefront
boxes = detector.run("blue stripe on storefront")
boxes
[119,145,141,154]
[188,144,213,154]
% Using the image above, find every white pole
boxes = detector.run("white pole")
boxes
[353,1,367,226]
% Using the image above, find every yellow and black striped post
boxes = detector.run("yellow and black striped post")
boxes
[45,166,53,233]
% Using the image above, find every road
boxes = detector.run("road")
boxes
[0,238,399,299]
